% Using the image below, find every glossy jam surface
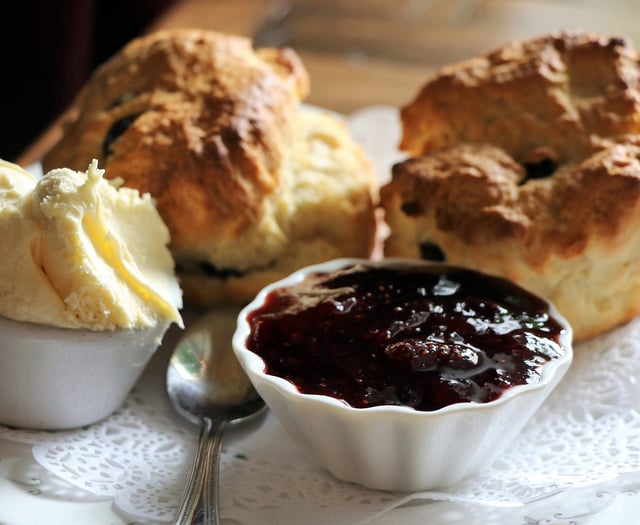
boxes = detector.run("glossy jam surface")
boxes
[246,264,567,411]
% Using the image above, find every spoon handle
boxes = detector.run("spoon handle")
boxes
[174,417,225,525]
[202,417,225,524]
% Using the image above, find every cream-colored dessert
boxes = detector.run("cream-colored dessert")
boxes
[0,159,183,330]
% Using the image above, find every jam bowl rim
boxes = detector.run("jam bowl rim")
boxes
[232,256,574,417]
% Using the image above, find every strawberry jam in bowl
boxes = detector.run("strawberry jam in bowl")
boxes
[232,258,573,491]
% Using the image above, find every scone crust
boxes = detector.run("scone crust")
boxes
[383,30,640,341]
[180,107,378,306]
[43,29,310,252]
[384,140,640,261]
[400,29,640,163]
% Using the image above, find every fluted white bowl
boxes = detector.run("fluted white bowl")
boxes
[0,316,171,430]
[233,258,573,492]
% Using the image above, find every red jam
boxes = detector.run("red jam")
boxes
[245,263,567,411]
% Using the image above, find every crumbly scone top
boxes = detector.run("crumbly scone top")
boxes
[43,29,310,251]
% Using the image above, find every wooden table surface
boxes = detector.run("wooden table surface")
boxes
[17,0,640,166]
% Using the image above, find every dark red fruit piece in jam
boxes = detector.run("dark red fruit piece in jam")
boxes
[245,264,566,412]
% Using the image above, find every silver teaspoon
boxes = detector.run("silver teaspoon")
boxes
[167,308,266,525]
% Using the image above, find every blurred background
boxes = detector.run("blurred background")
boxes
[3,0,640,163]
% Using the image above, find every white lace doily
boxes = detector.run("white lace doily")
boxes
[3,314,640,523]
[2,107,640,523]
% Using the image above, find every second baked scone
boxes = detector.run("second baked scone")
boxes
[43,29,378,306]
[382,30,640,341]
[178,105,377,305]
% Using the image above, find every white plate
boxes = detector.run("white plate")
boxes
[2,428,640,525]
[2,294,640,524]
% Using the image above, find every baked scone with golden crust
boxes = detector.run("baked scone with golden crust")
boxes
[43,29,378,306]
[179,105,377,306]
[381,30,640,341]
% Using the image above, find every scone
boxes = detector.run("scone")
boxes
[381,30,640,341]
[43,29,378,306]
[179,105,378,306]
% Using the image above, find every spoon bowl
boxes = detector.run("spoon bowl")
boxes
[167,308,266,525]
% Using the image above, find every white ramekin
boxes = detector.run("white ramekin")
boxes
[0,316,171,430]
[233,258,573,492]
